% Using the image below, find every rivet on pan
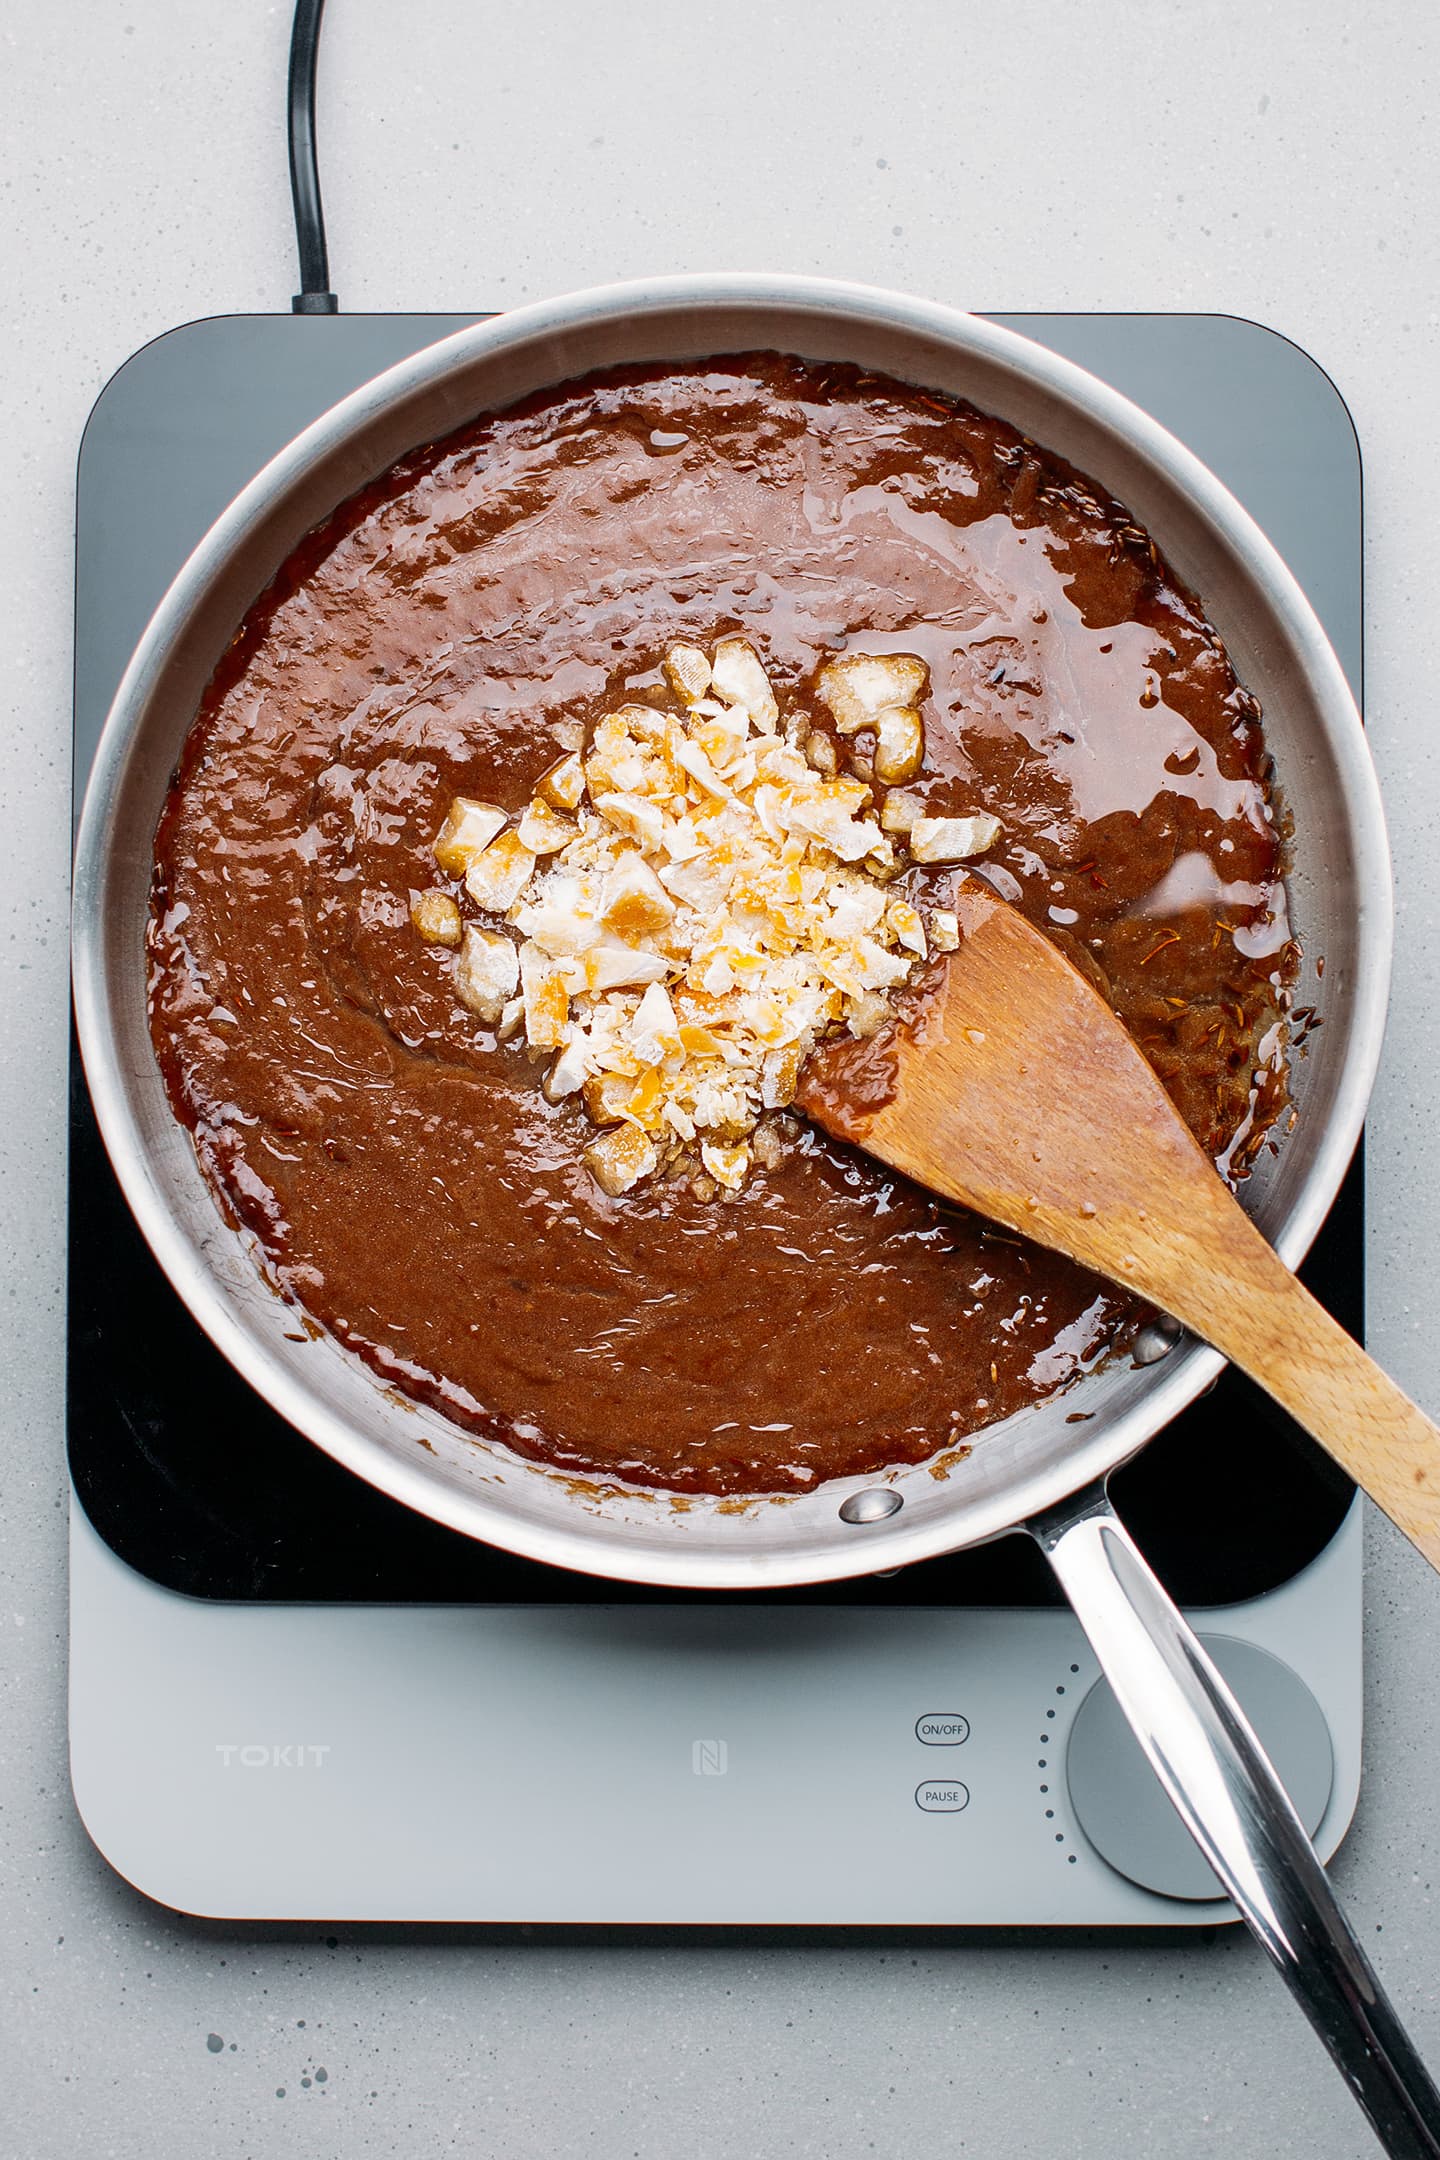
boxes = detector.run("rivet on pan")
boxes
[839,1488,904,1524]
[1132,1316,1185,1367]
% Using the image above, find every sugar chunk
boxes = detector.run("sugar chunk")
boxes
[710,638,779,732]
[585,1124,659,1197]
[816,652,928,736]
[454,925,519,1021]
[434,798,507,876]
[909,814,1002,863]
[411,890,462,945]
[463,830,536,914]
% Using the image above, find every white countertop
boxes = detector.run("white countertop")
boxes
[4,1,1439,2152]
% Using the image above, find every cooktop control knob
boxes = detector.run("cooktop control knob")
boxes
[1065,1634,1334,1901]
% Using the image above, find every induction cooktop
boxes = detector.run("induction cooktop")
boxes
[68,309,1366,1923]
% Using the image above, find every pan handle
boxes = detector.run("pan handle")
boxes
[1030,1481,1440,2159]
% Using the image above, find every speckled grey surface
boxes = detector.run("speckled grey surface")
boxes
[3,1,1439,2153]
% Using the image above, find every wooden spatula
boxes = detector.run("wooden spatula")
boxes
[797,878,1440,1570]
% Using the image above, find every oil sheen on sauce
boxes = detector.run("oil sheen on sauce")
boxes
[146,355,1295,1496]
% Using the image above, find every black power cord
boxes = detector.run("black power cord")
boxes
[288,0,338,312]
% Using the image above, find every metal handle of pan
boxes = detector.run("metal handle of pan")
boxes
[1030,1481,1440,2160]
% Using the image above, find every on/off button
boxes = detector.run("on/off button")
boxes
[916,1780,970,1813]
[916,1712,970,1746]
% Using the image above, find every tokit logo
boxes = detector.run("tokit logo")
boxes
[214,1744,332,1769]
[691,1739,728,1776]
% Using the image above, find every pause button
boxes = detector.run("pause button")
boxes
[916,1781,970,1813]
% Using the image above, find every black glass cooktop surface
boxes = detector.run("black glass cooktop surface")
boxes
[68,311,1363,1607]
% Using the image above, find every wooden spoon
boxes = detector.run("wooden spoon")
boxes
[797,878,1440,1570]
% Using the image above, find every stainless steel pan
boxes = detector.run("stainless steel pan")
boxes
[70,276,1438,2150]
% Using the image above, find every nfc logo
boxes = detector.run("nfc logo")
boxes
[214,1744,331,1768]
[692,1739,728,1777]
